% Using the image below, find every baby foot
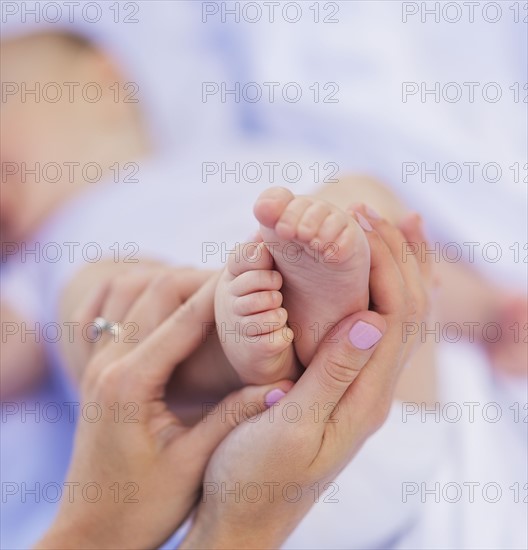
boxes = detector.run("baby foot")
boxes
[253,187,370,366]
[215,241,300,385]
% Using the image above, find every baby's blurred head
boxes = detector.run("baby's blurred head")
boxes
[0,31,148,243]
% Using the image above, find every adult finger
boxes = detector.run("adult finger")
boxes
[98,269,216,364]
[360,206,430,323]
[327,312,413,460]
[186,379,294,459]
[67,280,111,382]
[355,215,408,317]
[94,268,165,352]
[282,311,386,430]
[346,206,421,369]
[357,209,427,367]
[118,272,220,398]
[398,213,435,288]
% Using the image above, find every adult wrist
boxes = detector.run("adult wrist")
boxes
[181,498,309,550]
[34,509,122,550]
[33,523,93,550]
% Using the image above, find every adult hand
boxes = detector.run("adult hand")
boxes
[183,210,432,550]
[60,264,214,383]
[35,270,291,550]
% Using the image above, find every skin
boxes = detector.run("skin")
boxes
[57,179,439,411]
[1,33,520,410]
[58,261,244,422]
[184,209,433,549]
[0,32,149,244]
[214,240,303,384]
[35,212,432,550]
[321,177,439,403]
[35,272,292,550]
[331,176,527,378]
[251,186,371,367]
[0,31,150,399]
[0,32,438,415]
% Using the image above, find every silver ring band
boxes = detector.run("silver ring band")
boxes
[93,316,120,338]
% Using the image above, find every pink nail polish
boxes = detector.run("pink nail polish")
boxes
[365,206,382,220]
[265,389,286,407]
[348,321,382,350]
[356,213,373,232]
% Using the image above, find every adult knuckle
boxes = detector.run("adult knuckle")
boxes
[91,361,129,403]
[149,271,177,297]
[110,274,138,298]
[319,350,364,389]
[101,278,139,315]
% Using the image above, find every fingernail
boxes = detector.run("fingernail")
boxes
[265,389,286,407]
[365,206,382,220]
[348,321,383,350]
[248,243,261,260]
[356,213,373,232]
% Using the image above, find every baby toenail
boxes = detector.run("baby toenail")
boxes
[356,213,373,232]
[248,243,261,260]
